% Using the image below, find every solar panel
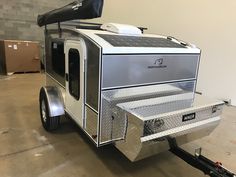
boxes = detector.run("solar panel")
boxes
[96,34,186,48]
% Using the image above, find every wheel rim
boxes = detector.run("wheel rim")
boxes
[41,100,47,123]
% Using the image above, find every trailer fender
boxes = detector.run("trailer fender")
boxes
[39,86,65,117]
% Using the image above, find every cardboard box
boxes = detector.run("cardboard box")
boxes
[0,40,40,74]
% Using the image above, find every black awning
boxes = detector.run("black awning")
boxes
[37,0,104,27]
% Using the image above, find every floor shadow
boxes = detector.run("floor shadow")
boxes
[66,118,177,176]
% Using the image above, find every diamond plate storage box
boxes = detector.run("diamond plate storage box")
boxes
[115,94,223,161]
[0,40,40,74]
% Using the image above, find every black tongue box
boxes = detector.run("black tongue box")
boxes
[37,0,104,27]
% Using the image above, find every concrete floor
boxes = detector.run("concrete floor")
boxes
[0,73,235,177]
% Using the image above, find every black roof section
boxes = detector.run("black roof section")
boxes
[37,0,104,27]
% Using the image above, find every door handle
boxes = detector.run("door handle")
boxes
[65,73,69,81]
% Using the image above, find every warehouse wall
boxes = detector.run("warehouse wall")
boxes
[0,0,235,104]
[0,0,71,42]
[93,0,236,105]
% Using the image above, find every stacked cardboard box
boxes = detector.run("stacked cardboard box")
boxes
[0,40,40,74]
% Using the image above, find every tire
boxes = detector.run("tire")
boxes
[39,88,60,131]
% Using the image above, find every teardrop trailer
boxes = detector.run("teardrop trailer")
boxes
[37,1,235,176]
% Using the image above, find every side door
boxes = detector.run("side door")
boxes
[64,39,86,127]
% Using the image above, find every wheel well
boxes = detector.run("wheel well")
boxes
[39,86,65,117]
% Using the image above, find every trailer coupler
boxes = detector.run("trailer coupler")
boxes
[167,138,236,177]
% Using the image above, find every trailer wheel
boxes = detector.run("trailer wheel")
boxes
[39,88,60,131]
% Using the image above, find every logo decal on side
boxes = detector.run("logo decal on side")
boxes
[182,113,196,122]
[154,58,163,65]
[148,58,167,69]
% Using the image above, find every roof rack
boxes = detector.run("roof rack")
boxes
[44,20,103,36]
[44,20,148,35]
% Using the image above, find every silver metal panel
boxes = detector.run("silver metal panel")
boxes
[99,81,195,144]
[118,93,194,117]
[81,33,102,146]
[115,117,219,161]
[119,94,224,121]
[46,74,66,100]
[85,106,98,143]
[102,55,199,89]
[142,105,223,136]
[115,95,224,161]
[84,36,101,111]
[141,117,220,142]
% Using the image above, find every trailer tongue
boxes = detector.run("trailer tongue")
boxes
[168,138,235,177]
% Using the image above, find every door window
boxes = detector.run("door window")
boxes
[69,48,80,100]
[51,42,65,78]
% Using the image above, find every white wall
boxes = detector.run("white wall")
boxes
[91,0,236,105]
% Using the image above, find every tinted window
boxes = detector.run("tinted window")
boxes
[45,40,65,86]
[69,49,80,100]
[51,42,65,77]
